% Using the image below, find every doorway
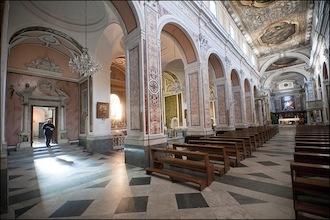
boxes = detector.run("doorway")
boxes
[31,106,58,148]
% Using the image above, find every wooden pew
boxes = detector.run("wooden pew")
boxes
[216,134,256,152]
[146,148,215,191]
[290,162,330,218]
[294,146,330,154]
[293,152,330,165]
[219,132,259,150]
[295,141,329,147]
[172,143,230,175]
[188,139,241,167]
[295,137,330,142]
[202,137,250,158]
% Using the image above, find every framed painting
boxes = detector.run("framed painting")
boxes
[281,95,295,111]
[96,102,109,118]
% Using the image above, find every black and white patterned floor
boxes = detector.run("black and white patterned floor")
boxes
[1,126,324,219]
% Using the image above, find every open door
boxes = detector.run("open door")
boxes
[31,106,57,147]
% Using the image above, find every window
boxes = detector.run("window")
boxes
[210,1,216,16]
[110,94,122,120]
[230,25,235,40]
[243,43,247,55]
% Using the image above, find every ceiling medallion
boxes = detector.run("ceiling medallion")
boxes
[259,21,299,46]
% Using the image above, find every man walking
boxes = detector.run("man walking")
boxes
[42,119,55,147]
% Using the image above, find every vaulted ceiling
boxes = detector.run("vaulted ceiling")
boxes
[223,0,314,59]
[223,0,314,92]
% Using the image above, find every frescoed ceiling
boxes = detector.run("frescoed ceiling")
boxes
[223,0,314,59]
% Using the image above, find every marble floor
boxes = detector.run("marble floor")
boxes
[1,126,325,219]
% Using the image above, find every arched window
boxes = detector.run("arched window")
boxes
[210,1,216,16]
[110,94,122,120]
[230,24,235,40]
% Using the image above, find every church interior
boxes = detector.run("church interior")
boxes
[1,1,329,219]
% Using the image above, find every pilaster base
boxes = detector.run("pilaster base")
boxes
[124,134,167,168]
[17,132,31,148]
[58,130,69,145]
[79,135,114,154]
[1,149,8,214]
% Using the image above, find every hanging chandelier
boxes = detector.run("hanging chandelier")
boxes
[69,1,102,77]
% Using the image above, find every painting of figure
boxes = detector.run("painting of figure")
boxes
[282,96,295,111]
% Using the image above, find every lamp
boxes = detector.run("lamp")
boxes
[69,0,102,77]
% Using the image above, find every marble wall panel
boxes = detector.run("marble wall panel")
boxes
[189,72,200,126]
[234,91,242,123]
[217,85,227,124]
[245,96,252,123]
[129,46,140,130]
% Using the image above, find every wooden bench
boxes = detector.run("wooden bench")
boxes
[290,162,330,218]
[295,137,330,142]
[172,143,230,175]
[293,152,330,165]
[188,139,241,167]
[146,147,215,191]
[294,146,330,154]
[207,136,251,157]
[295,141,330,147]
[218,133,258,150]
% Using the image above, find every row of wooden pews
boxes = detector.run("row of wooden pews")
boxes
[290,125,330,219]
[146,125,278,191]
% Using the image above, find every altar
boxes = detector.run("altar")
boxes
[278,118,300,125]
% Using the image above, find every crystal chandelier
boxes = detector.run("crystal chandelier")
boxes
[69,1,102,77]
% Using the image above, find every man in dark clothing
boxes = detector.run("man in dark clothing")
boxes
[42,119,55,147]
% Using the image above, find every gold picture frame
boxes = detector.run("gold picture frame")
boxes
[96,102,109,118]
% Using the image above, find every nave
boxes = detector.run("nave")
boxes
[1,126,324,219]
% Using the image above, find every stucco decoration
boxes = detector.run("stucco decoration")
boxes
[278,81,294,90]
[16,86,37,104]
[26,57,62,73]
[38,79,54,94]
[225,56,232,68]
[224,1,312,57]
[55,88,70,106]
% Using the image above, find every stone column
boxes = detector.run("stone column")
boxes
[1,0,10,213]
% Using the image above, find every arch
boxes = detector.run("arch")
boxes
[231,69,240,86]
[259,52,310,74]
[231,69,242,124]
[244,79,253,124]
[209,53,225,78]
[244,79,251,92]
[323,62,329,80]
[263,67,311,88]
[158,18,198,65]
[110,1,139,35]
[163,24,197,64]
